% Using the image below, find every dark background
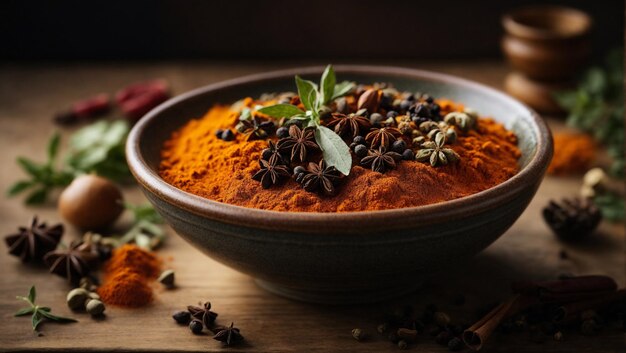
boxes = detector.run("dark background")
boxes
[1,0,623,62]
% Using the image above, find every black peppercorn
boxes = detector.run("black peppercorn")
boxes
[354,144,368,158]
[189,319,203,334]
[221,129,235,141]
[293,166,306,182]
[400,100,412,111]
[173,310,191,324]
[353,135,366,145]
[435,330,453,345]
[370,113,383,126]
[387,110,398,118]
[392,140,407,153]
[349,142,357,150]
[424,95,434,104]
[215,129,224,138]
[276,126,289,139]
[447,337,463,351]
[402,149,414,161]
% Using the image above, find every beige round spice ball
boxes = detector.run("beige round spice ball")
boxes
[59,174,124,230]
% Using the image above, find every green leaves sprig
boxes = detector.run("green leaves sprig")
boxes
[554,48,624,178]
[7,133,74,204]
[15,286,77,333]
[258,65,355,175]
[8,120,132,204]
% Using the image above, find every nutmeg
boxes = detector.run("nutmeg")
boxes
[58,174,124,230]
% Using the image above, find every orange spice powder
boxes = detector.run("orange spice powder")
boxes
[158,100,521,212]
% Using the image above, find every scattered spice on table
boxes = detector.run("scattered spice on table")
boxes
[97,244,161,307]
[543,197,602,241]
[159,65,521,212]
[548,132,596,175]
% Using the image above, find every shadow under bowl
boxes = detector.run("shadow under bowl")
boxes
[126,66,553,304]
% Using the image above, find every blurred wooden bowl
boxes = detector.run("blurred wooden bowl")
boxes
[502,5,592,80]
[504,71,571,114]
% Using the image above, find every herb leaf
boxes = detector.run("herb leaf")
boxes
[47,132,61,163]
[257,104,305,118]
[295,76,318,111]
[332,81,355,100]
[315,125,352,175]
[7,180,34,196]
[14,307,34,317]
[25,188,48,205]
[38,310,77,323]
[15,286,77,333]
[320,65,336,105]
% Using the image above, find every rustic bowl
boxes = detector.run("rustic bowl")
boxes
[126,66,553,304]
[501,5,591,80]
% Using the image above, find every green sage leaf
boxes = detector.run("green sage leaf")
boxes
[47,132,61,162]
[32,312,43,331]
[314,125,352,175]
[257,104,304,118]
[25,188,48,205]
[17,157,43,179]
[332,81,355,100]
[320,65,336,105]
[14,307,34,317]
[7,180,34,196]
[295,76,318,111]
[27,286,36,303]
[38,310,77,323]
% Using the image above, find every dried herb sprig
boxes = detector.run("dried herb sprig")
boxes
[14,286,77,333]
[7,133,74,204]
[257,65,355,175]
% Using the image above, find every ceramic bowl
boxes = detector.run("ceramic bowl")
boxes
[126,66,553,304]
[501,5,591,80]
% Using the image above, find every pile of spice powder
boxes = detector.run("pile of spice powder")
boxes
[548,132,596,175]
[159,99,521,212]
[97,244,160,307]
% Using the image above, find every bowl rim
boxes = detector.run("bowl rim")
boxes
[126,65,553,233]
[502,5,592,41]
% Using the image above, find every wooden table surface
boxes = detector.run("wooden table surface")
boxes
[0,61,624,352]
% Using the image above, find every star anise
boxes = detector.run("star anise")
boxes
[213,322,244,346]
[365,127,403,149]
[260,140,285,164]
[360,147,402,173]
[236,116,275,141]
[415,131,460,167]
[44,241,99,284]
[277,125,318,162]
[188,302,218,328]
[5,216,63,262]
[543,197,602,241]
[326,112,372,138]
[252,156,290,189]
[299,160,342,196]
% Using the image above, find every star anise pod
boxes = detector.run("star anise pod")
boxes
[415,131,460,167]
[188,302,218,328]
[326,112,372,138]
[277,125,318,162]
[543,197,602,241]
[299,160,342,196]
[360,147,402,173]
[213,322,244,346]
[260,140,285,164]
[44,241,99,284]
[5,216,63,262]
[252,155,290,189]
[236,116,275,141]
[365,127,403,149]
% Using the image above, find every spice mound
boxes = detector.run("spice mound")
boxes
[548,132,595,175]
[98,244,160,307]
[159,66,521,212]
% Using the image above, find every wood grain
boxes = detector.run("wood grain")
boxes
[0,61,623,352]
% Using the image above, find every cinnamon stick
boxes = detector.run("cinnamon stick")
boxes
[462,295,536,351]
[553,288,626,322]
[511,275,617,302]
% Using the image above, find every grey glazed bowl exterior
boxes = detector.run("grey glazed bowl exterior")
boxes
[126,66,553,304]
